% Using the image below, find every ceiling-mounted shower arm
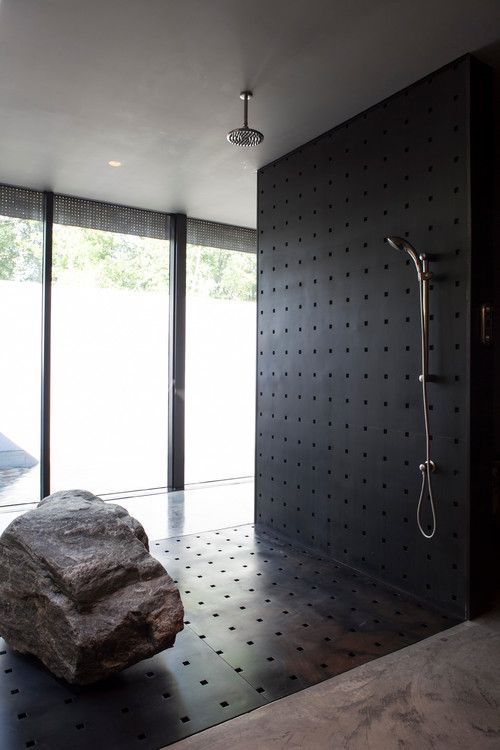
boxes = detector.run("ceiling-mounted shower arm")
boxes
[241,91,250,128]
[227,91,264,147]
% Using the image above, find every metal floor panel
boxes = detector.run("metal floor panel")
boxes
[0,524,458,750]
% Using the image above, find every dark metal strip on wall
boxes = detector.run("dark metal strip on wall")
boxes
[53,194,168,240]
[255,55,493,619]
[40,192,54,500]
[168,214,187,491]
[467,58,495,616]
[0,184,44,221]
[187,217,256,254]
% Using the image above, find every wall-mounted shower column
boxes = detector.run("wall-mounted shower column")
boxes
[416,251,436,539]
[385,238,437,539]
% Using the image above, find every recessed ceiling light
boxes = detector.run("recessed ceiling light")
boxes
[108,160,122,167]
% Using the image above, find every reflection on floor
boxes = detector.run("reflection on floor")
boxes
[0,479,255,537]
[0,523,456,750]
[114,479,254,539]
[0,466,38,508]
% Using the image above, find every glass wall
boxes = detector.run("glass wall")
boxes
[50,200,170,495]
[185,230,256,484]
[0,188,43,506]
[0,186,257,506]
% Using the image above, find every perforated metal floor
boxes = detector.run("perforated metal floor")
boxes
[0,524,458,750]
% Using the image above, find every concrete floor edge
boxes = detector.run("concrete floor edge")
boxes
[166,609,500,750]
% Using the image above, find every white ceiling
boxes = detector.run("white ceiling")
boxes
[0,0,499,228]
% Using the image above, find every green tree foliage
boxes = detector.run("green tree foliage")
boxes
[187,244,256,301]
[52,226,169,291]
[0,217,42,281]
[0,215,256,301]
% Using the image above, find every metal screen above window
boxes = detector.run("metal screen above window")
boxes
[54,194,169,240]
[187,218,256,254]
[0,184,43,221]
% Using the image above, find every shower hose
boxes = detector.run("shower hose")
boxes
[417,274,436,539]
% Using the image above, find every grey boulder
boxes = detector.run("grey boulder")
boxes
[0,490,184,684]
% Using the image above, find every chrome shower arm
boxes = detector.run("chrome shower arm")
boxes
[242,92,249,128]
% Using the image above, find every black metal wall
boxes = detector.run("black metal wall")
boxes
[255,56,493,619]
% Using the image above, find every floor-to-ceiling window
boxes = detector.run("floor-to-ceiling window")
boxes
[50,197,170,495]
[0,187,43,506]
[0,187,257,507]
[184,220,256,484]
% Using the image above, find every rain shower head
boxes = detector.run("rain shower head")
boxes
[227,91,264,147]
[385,235,421,273]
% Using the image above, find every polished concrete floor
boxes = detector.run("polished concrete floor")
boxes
[168,601,500,750]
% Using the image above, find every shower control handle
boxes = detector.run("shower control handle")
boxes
[480,303,493,345]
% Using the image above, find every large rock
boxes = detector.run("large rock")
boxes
[0,490,184,684]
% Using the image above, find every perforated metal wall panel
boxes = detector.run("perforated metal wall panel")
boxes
[187,218,256,254]
[255,56,493,619]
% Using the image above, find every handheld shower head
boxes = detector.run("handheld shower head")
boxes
[385,235,421,274]
[385,235,410,252]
